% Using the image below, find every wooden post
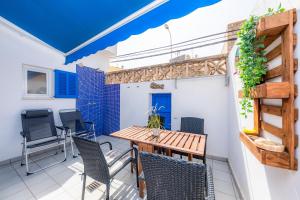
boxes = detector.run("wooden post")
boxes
[254,98,261,136]
[280,10,296,169]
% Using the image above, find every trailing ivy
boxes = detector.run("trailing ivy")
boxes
[237,4,285,117]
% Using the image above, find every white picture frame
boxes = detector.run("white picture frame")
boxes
[22,64,53,99]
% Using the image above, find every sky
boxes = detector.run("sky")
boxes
[111,0,258,69]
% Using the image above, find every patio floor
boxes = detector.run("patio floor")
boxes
[0,136,241,200]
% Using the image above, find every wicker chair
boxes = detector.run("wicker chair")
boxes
[174,117,207,163]
[140,152,215,200]
[72,136,139,200]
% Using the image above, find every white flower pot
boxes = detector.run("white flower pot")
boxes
[152,128,160,137]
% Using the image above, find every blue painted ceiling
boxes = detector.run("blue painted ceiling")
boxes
[0,0,153,52]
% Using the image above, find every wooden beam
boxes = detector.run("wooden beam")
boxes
[261,105,298,121]
[261,105,282,116]
[254,99,261,134]
[265,60,297,80]
[252,82,290,99]
[261,121,284,138]
[281,9,296,168]
[266,45,281,61]
[265,65,282,80]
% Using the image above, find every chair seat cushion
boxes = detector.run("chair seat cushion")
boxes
[105,150,132,177]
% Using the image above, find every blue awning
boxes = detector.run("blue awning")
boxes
[0,0,221,64]
[66,0,220,64]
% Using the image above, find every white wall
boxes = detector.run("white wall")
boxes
[227,1,300,200]
[120,76,229,158]
[0,21,113,162]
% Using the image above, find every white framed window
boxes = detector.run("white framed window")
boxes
[23,64,53,99]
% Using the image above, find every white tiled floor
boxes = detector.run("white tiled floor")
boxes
[0,136,241,200]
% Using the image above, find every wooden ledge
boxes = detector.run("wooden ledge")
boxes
[257,9,296,38]
[238,82,291,99]
[240,132,297,170]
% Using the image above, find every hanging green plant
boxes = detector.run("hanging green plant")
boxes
[237,4,285,117]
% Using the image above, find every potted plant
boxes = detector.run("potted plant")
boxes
[147,105,164,137]
[237,4,285,117]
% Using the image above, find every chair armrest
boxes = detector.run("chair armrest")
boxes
[205,166,215,200]
[56,126,65,131]
[84,121,94,125]
[20,131,25,137]
[108,147,138,167]
[98,141,112,151]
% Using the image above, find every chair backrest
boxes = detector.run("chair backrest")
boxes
[180,117,204,134]
[21,109,58,142]
[72,136,110,184]
[140,152,206,200]
[59,109,86,133]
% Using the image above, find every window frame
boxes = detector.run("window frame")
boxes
[22,64,53,99]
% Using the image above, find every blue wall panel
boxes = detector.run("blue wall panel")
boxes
[76,65,120,136]
[103,84,120,135]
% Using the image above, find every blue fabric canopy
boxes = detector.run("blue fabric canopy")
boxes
[0,0,221,64]
[66,0,221,64]
[0,0,153,52]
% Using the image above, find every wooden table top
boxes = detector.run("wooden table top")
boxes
[111,126,206,156]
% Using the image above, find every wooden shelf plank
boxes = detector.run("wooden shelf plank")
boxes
[266,45,281,61]
[261,121,284,138]
[261,105,282,116]
[261,104,298,121]
[238,82,291,99]
[265,59,297,80]
[252,82,290,98]
[265,65,282,80]
[240,132,294,170]
[257,9,296,38]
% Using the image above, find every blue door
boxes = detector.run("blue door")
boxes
[152,93,171,130]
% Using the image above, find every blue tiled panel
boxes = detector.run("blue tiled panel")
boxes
[76,66,105,136]
[103,84,120,135]
[76,65,120,136]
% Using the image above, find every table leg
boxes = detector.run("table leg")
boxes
[130,141,133,173]
[188,154,193,161]
[138,143,154,199]
[166,149,172,157]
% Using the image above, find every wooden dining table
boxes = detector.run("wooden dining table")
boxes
[110,126,207,198]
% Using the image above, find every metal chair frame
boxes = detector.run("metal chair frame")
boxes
[20,109,67,175]
[59,109,96,157]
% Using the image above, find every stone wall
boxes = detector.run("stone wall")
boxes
[105,54,227,84]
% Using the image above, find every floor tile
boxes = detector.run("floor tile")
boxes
[4,188,34,200]
[214,179,236,196]
[213,169,233,183]
[0,135,241,200]
[0,181,28,199]
[215,191,237,200]
[213,160,230,173]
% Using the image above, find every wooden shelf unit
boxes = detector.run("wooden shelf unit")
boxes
[239,9,298,170]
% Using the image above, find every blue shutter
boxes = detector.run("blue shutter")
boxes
[54,70,78,98]
[67,73,78,98]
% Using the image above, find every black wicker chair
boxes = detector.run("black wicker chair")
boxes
[180,117,204,134]
[72,136,139,200]
[20,109,67,175]
[175,117,207,163]
[59,109,96,157]
[140,152,215,200]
